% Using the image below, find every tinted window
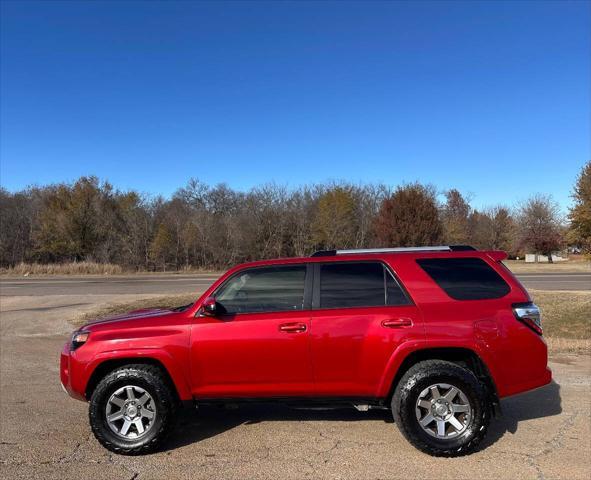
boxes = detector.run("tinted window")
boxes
[215,265,306,314]
[416,258,510,300]
[386,270,410,306]
[319,262,410,309]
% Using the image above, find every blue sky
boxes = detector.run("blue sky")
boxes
[1,0,589,211]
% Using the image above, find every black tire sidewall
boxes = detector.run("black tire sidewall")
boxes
[403,374,483,451]
[393,361,491,456]
[89,366,174,454]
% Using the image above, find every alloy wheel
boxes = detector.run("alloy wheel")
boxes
[414,382,472,439]
[105,385,157,439]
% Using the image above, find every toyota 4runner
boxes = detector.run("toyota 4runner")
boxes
[60,246,551,456]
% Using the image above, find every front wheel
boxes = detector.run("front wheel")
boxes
[391,360,491,457]
[89,364,177,455]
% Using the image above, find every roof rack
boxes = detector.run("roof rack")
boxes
[310,245,476,257]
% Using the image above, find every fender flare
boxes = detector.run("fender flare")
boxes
[376,340,500,399]
[84,348,192,400]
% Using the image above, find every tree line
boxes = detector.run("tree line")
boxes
[1,161,589,270]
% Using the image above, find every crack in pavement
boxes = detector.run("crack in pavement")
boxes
[496,409,585,480]
[540,410,582,455]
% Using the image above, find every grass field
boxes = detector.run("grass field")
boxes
[0,262,221,276]
[1,261,124,275]
[504,259,590,273]
[2,258,589,276]
[77,290,591,354]
[78,294,197,323]
[530,290,591,353]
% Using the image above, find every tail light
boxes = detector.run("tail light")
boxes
[512,302,542,335]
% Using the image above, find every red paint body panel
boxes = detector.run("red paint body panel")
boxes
[61,309,193,401]
[60,250,551,404]
[310,305,424,397]
[190,310,314,397]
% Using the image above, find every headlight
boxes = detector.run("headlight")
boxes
[71,331,90,351]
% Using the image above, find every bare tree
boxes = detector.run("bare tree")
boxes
[517,194,564,262]
[0,175,576,270]
[0,188,39,266]
[486,206,515,252]
[355,183,390,248]
[285,187,315,257]
[467,206,515,253]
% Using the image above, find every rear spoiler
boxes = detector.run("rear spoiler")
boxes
[485,250,508,261]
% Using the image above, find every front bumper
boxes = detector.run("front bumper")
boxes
[60,342,86,401]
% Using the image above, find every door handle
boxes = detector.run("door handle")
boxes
[381,318,413,328]
[279,322,307,333]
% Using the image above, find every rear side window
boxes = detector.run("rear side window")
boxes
[416,258,510,300]
[215,265,306,314]
[318,262,410,309]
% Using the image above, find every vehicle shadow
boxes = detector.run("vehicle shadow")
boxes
[163,381,561,452]
[163,404,393,451]
[480,380,562,449]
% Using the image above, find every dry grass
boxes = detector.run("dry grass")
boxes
[0,262,222,276]
[2,257,589,276]
[1,261,124,276]
[505,259,590,273]
[75,294,197,326]
[75,290,591,354]
[530,289,591,353]
[545,337,591,354]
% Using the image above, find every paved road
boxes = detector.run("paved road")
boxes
[516,272,590,291]
[0,271,589,296]
[0,274,222,296]
[1,292,589,480]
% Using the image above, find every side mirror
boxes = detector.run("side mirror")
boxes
[201,296,218,317]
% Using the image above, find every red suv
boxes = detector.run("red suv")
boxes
[60,246,551,456]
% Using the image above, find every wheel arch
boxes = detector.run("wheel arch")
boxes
[383,346,499,411]
[84,355,188,403]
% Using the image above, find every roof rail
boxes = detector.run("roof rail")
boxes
[310,245,476,257]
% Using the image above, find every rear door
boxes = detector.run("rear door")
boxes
[310,261,424,397]
[190,264,314,398]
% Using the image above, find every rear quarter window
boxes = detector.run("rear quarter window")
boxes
[416,257,510,300]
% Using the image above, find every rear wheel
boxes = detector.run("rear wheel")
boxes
[391,360,491,457]
[89,364,176,455]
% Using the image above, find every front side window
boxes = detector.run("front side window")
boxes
[318,262,410,309]
[416,257,510,300]
[215,265,306,314]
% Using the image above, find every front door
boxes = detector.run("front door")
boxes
[190,264,314,398]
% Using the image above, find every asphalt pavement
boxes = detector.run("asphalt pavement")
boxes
[515,272,590,291]
[0,271,589,297]
[0,291,589,479]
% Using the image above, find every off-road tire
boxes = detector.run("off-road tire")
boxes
[391,360,491,457]
[89,364,177,455]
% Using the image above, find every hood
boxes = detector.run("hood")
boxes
[83,307,173,328]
